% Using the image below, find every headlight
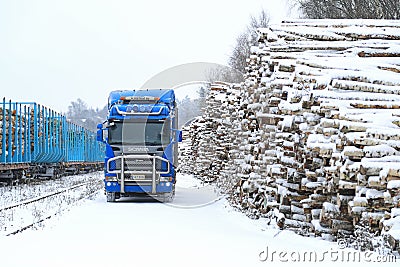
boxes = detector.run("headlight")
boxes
[160,176,171,182]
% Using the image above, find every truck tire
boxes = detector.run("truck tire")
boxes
[161,190,174,203]
[106,192,116,202]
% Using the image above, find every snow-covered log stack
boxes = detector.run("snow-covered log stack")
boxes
[252,20,400,244]
[178,122,195,174]
[179,82,243,183]
[179,19,400,251]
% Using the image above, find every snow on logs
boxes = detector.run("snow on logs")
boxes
[179,19,400,251]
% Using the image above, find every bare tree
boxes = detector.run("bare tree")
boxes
[205,65,244,83]
[66,98,107,131]
[67,98,87,116]
[228,9,271,74]
[197,85,209,114]
[293,0,400,19]
[177,96,202,128]
[248,9,271,39]
[228,32,250,77]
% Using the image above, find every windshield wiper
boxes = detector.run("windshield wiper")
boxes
[145,142,162,146]
[109,141,123,145]
[123,142,146,146]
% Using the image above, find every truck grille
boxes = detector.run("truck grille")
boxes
[124,158,162,171]
[108,156,167,173]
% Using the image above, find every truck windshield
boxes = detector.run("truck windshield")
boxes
[108,121,170,146]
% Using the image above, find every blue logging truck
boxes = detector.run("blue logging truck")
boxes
[97,89,182,202]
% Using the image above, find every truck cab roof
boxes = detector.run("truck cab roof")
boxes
[108,89,175,109]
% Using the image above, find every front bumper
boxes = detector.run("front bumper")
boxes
[105,181,173,194]
[106,154,171,194]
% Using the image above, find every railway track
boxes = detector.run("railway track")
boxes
[0,182,90,212]
[0,178,102,236]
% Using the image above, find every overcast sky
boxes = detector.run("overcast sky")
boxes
[0,0,294,112]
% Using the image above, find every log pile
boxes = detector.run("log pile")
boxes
[0,103,64,161]
[179,19,400,251]
[0,106,30,158]
[179,82,243,183]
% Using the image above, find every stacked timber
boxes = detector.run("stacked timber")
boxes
[0,103,64,162]
[178,123,194,174]
[179,82,243,183]
[250,20,400,243]
[179,19,400,251]
[0,106,29,158]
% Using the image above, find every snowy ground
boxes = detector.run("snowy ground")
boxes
[0,172,102,235]
[0,172,103,207]
[0,173,397,267]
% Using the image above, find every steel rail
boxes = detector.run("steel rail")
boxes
[2,181,100,236]
[0,182,90,212]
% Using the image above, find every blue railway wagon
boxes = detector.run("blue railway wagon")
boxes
[0,98,104,180]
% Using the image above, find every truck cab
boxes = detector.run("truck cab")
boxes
[97,89,182,202]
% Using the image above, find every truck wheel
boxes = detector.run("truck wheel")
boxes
[162,191,174,203]
[106,192,116,202]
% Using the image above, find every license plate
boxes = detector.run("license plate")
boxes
[131,175,145,180]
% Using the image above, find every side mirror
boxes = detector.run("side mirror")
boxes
[97,123,104,143]
[172,129,183,143]
[177,130,182,142]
